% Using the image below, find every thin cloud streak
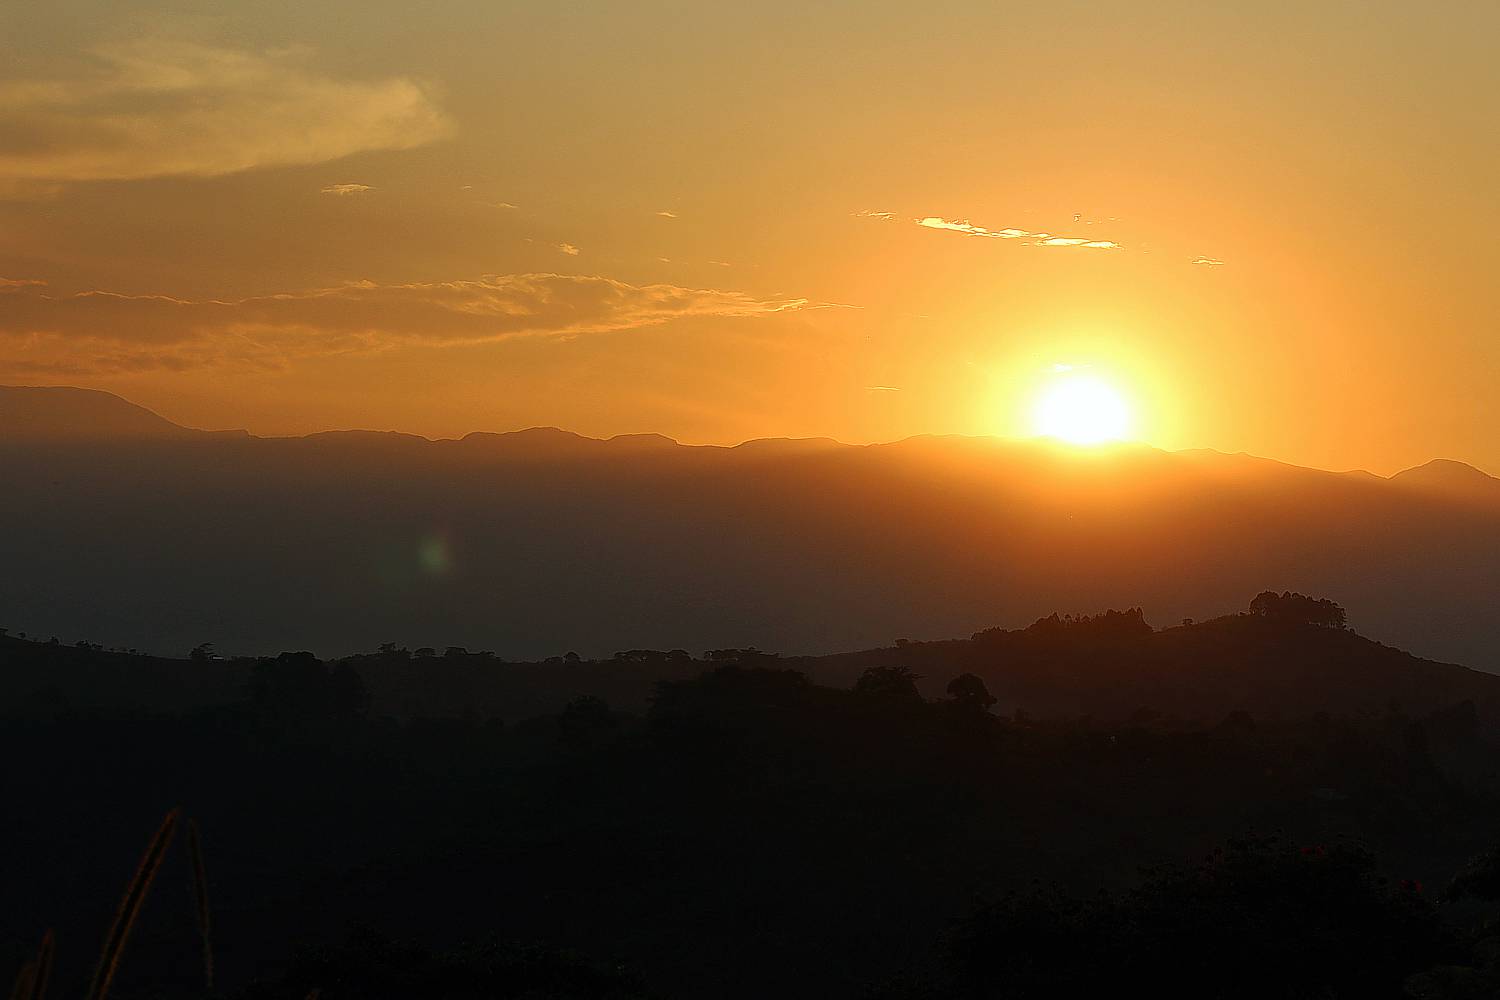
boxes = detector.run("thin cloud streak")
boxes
[321,183,373,196]
[916,216,1121,249]
[0,273,813,373]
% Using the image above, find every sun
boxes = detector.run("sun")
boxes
[1031,373,1133,445]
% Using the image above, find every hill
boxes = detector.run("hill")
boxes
[808,610,1500,723]
[1390,458,1500,509]
[5,610,1500,998]
[5,599,1499,725]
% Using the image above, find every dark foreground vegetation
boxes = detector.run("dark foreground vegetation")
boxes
[6,596,1500,998]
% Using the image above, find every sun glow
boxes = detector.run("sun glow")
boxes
[1031,373,1133,445]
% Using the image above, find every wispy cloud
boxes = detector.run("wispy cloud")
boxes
[0,39,450,190]
[557,243,581,256]
[0,273,812,373]
[321,183,373,196]
[853,210,898,221]
[864,385,902,391]
[1192,256,1226,266]
[916,216,1121,249]
[1039,237,1119,248]
[656,210,678,219]
[915,217,1032,239]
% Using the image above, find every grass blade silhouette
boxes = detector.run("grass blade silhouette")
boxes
[87,808,181,1000]
[28,931,53,1000]
[7,962,35,1000]
[186,820,214,991]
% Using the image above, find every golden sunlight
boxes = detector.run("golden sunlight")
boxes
[1030,372,1133,445]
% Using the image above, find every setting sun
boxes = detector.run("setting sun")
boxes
[1031,373,1133,445]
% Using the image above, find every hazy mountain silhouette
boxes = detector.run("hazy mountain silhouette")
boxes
[0,384,242,440]
[1389,458,1500,509]
[2,385,1498,668]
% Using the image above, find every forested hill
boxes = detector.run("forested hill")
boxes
[7,595,1500,998]
[4,596,1498,725]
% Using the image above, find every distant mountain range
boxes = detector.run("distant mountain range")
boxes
[2,384,1498,668]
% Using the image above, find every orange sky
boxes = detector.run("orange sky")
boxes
[1,2,1496,474]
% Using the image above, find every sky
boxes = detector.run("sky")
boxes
[1,1,1496,474]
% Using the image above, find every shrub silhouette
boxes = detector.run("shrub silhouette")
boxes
[237,929,650,999]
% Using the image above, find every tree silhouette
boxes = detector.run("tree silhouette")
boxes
[247,652,369,725]
[1249,591,1348,628]
[853,665,923,704]
[946,673,997,712]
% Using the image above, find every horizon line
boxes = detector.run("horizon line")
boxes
[4,382,1496,481]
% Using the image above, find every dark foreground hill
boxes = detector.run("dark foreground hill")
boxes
[2,385,1500,668]
[6,599,1500,724]
[5,607,1500,998]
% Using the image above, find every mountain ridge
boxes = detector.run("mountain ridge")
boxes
[2,383,1491,481]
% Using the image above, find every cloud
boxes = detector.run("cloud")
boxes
[853,210,897,221]
[917,216,1121,249]
[1192,257,1226,266]
[864,385,902,391]
[0,273,812,373]
[321,183,373,196]
[557,243,581,256]
[0,277,47,289]
[0,39,451,189]
[916,217,1030,239]
[656,210,679,219]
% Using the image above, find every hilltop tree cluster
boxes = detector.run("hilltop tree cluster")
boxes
[1249,591,1348,629]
